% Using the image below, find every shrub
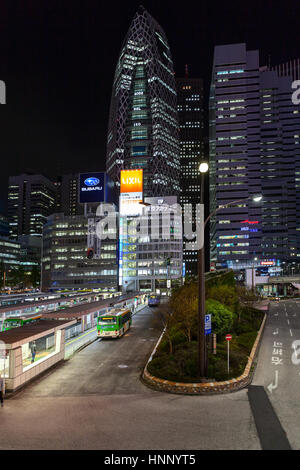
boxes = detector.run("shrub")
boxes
[206,298,235,337]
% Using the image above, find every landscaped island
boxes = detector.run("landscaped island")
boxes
[148,271,264,383]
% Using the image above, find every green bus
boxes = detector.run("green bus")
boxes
[97,308,132,339]
[1,314,42,331]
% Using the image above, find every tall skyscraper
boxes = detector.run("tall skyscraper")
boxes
[209,43,300,272]
[58,173,84,216]
[176,67,205,276]
[8,174,57,238]
[106,6,180,197]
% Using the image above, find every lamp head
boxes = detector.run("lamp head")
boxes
[252,194,263,203]
[199,162,209,174]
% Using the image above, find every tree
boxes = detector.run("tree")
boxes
[0,261,5,288]
[206,284,238,314]
[236,286,259,321]
[30,264,40,287]
[169,282,197,342]
[155,303,177,355]
[205,299,234,337]
[9,265,26,287]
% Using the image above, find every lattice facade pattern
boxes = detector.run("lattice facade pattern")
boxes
[106,6,180,197]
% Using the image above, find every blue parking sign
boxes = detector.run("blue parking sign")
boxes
[205,314,211,335]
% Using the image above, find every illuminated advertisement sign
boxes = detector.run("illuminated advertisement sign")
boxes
[120,169,143,194]
[241,220,259,224]
[260,260,275,266]
[120,169,143,216]
[79,172,105,203]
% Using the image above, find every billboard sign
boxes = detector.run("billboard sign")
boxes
[79,172,105,203]
[120,169,143,216]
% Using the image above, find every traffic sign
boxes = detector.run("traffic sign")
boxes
[205,314,211,335]
[226,334,232,341]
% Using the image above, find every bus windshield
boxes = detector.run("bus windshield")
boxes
[98,317,116,325]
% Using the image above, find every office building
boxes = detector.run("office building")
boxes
[41,213,118,291]
[176,68,205,275]
[18,235,41,276]
[120,196,183,294]
[0,237,20,270]
[8,174,57,239]
[0,214,9,237]
[209,43,300,272]
[106,5,180,197]
[58,173,84,216]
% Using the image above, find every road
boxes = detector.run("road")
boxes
[0,305,260,450]
[252,299,300,449]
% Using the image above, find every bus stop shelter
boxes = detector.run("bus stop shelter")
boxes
[0,318,76,392]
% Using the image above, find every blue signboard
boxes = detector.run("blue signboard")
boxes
[205,314,211,335]
[79,172,105,203]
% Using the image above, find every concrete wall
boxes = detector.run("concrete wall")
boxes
[6,329,66,392]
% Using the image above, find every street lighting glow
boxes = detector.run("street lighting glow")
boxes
[252,194,262,202]
[199,162,209,174]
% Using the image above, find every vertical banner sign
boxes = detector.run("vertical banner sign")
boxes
[87,218,101,259]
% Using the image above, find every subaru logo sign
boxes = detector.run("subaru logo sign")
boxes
[84,177,100,187]
[79,172,105,203]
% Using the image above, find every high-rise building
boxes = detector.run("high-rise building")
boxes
[209,43,300,272]
[0,214,9,237]
[106,5,180,197]
[0,237,20,271]
[58,173,84,216]
[8,174,57,239]
[176,67,205,276]
[41,213,118,292]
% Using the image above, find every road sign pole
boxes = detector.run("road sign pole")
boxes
[227,340,229,376]
[226,334,232,376]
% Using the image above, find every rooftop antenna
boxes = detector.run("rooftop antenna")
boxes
[185,64,189,78]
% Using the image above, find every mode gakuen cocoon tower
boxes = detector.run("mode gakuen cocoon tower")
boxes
[106,5,180,198]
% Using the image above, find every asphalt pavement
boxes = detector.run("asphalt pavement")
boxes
[252,299,300,449]
[0,305,260,450]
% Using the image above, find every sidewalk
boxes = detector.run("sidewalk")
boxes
[253,299,270,311]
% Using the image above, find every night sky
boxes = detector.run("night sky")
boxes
[0,0,299,213]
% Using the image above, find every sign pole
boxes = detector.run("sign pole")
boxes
[3,354,6,395]
[226,334,232,376]
[227,340,229,376]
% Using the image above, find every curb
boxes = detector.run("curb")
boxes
[141,313,268,395]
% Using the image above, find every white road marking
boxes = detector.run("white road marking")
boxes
[290,329,293,337]
[287,319,290,325]
[118,364,128,368]
[267,370,279,394]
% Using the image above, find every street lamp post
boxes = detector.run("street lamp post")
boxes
[198,162,208,378]
[196,185,262,379]
[252,257,258,294]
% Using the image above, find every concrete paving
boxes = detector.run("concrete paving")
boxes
[0,306,260,450]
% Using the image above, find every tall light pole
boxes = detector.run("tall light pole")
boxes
[198,162,208,378]
[197,186,262,379]
[252,257,258,293]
